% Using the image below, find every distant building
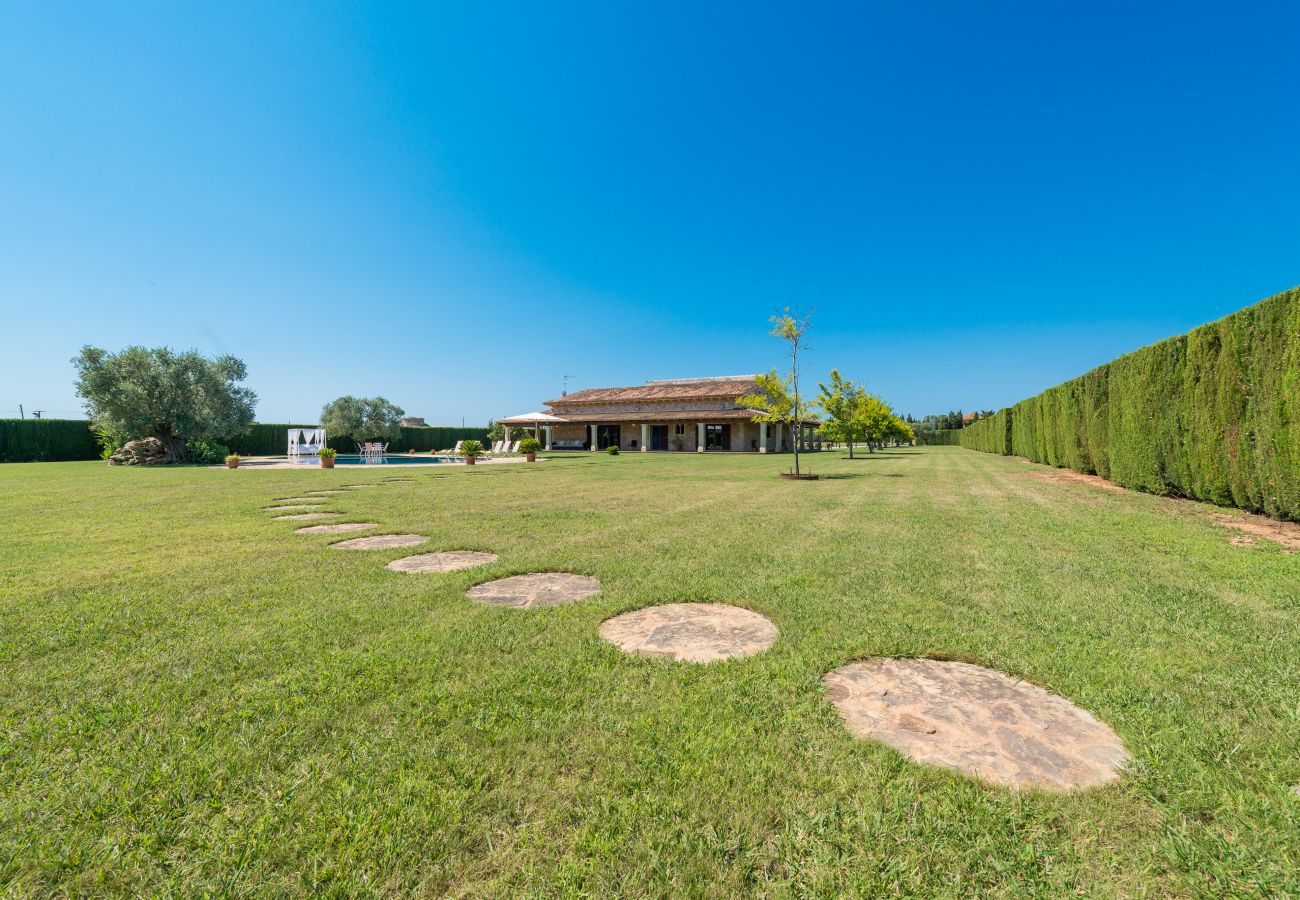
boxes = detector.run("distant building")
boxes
[498,375,819,452]
[400,417,427,427]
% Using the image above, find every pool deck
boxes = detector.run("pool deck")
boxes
[218,455,535,470]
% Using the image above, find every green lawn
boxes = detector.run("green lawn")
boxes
[1,448,1297,896]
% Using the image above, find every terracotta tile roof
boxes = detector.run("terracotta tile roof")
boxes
[547,408,771,424]
[547,376,759,406]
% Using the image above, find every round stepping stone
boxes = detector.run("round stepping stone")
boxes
[295,523,378,534]
[466,572,600,608]
[305,490,347,495]
[599,603,777,663]
[263,504,324,512]
[273,512,340,521]
[822,658,1128,791]
[274,497,328,503]
[387,551,498,573]
[329,534,428,550]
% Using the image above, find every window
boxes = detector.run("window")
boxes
[675,424,685,435]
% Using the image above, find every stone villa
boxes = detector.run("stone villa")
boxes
[498,375,820,452]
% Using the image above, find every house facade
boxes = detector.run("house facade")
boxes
[498,375,820,452]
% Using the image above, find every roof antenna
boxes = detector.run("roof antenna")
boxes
[562,373,570,397]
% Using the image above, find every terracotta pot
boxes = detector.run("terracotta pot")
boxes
[526,452,536,462]
[465,455,476,465]
[321,458,335,469]
[226,460,239,469]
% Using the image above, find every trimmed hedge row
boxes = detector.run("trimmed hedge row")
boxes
[0,420,491,462]
[917,428,962,446]
[961,286,1300,521]
[959,412,1012,455]
[0,419,101,462]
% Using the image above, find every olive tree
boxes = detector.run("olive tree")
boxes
[320,396,404,449]
[72,345,257,463]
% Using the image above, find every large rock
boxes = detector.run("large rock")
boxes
[108,437,169,466]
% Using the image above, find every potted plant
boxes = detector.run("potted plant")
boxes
[460,439,484,466]
[518,436,542,462]
[318,447,336,469]
[225,454,241,469]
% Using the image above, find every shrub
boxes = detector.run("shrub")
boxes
[225,454,241,464]
[91,423,122,460]
[607,445,620,455]
[185,439,231,465]
[518,437,542,454]
[962,286,1300,520]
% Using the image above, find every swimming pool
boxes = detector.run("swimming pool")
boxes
[297,454,451,465]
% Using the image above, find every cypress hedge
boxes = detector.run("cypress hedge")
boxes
[959,411,1012,455]
[0,420,491,462]
[0,419,101,462]
[917,428,962,446]
[961,286,1299,521]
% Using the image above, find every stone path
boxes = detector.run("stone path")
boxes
[822,658,1129,791]
[329,534,427,550]
[466,572,600,608]
[387,551,499,573]
[263,504,324,512]
[295,523,377,534]
[599,603,778,663]
[273,512,339,521]
[274,497,329,503]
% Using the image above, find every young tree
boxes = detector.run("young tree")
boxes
[853,393,895,452]
[885,414,916,446]
[741,306,815,476]
[817,369,866,458]
[739,370,816,474]
[72,345,257,463]
[320,396,405,449]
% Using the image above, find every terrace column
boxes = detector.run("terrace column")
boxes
[774,421,783,452]
[696,422,705,453]
[590,424,598,451]
[544,426,552,450]
[640,423,649,451]
[759,421,768,453]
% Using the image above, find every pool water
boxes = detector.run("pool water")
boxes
[298,455,449,465]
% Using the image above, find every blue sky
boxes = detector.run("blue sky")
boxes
[2,2,1297,424]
